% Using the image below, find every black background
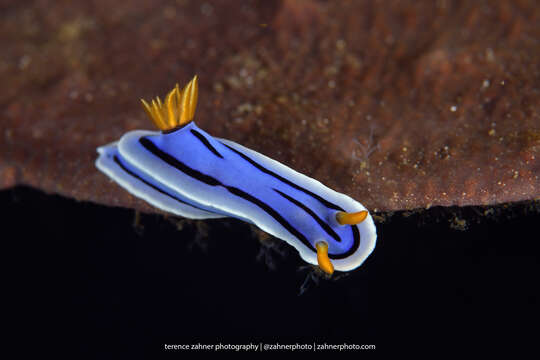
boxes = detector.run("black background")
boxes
[3,186,539,357]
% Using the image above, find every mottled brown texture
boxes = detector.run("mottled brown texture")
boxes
[1,0,539,212]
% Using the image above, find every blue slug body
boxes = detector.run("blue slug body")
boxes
[97,121,377,271]
[96,76,376,272]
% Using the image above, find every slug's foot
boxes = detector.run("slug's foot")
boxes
[254,228,289,271]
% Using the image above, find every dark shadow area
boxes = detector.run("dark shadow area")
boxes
[3,186,538,356]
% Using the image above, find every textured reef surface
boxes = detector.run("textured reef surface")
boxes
[2,0,539,212]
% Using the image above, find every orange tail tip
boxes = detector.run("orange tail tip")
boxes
[315,241,334,275]
[336,210,368,226]
[141,75,199,131]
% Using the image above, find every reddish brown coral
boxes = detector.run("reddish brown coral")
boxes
[1,0,539,212]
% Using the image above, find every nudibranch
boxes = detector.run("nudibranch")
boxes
[96,76,377,274]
